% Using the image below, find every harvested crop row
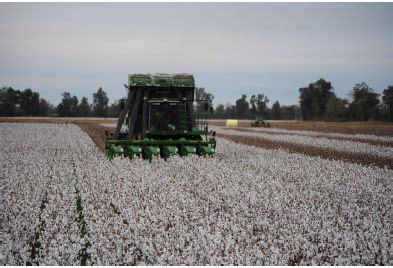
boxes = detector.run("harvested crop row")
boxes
[1,123,391,265]
[230,127,393,147]
[212,126,393,159]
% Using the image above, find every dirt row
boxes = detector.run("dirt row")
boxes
[76,124,112,152]
[218,133,393,170]
[2,118,390,170]
[209,120,393,137]
[76,123,392,170]
[224,127,393,148]
[0,117,116,125]
[2,117,392,136]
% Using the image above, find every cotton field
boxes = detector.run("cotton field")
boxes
[1,123,392,265]
[211,126,393,159]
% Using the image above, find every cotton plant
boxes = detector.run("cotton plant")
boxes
[241,125,393,143]
[211,126,393,159]
[1,123,392,265]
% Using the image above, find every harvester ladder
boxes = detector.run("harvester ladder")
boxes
[178,101,192,131]
[114,89,135,138]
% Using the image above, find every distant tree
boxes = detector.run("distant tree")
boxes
[20,88,40,116]
[280,105,300,120]
[57,92,73,117]
[0,87,21,116]
[195,87,214,113]
[382,85,393,121]
[326,96,349,120]
[71,96,79,117]
[250,95,257,115]
[0,87,51,117]
[78,97,90,117]
[256,94,269,117]
[349,82,380,121]
[299,79,335,120]
[214,103,225,118]
[235,94,249,117]
[108,98,125,117]
[224,103,236,118]
[93,87,109,117]
[38,99,50,116]
[271,101,281,119]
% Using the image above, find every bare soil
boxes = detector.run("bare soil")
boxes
[218,133,393,169]
[3,118,391,169]
[0,117,117,125]
[76,123,113,152]
[76,123,393,170]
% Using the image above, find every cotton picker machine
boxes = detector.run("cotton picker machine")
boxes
[105,73,216,160]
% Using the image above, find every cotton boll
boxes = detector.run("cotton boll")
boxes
[1,123,391,265]
[211,126,393,159]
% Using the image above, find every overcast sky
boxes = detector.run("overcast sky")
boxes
[1,3,392,107]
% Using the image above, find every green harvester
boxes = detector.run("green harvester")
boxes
[105,73,216,160]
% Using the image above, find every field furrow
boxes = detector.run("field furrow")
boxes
[212,126,393,159]
[230,127,393,147]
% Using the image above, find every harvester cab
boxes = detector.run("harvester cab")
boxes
[105,73,216,160]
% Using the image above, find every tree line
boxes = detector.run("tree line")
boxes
[1,81,392,121]
[0,86,117,117]
[212,94,300,120]
[299,79,393,122]
[0,87,54,117]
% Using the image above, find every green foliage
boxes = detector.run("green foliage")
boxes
[58,92,78,117]
[326,96,349,120]
[39,99,51,117]
[235,94,249,117]
[280,105,299,120]
[20,89,40,116]
[256,94,269,116]
[108,98,125,117]
[211,93,273,119]
[349,82,380,121]
[0,87,52,116]
[250,95,257,115]
[271,101,281,119]
[78,97,90,117]
[214,104,225,117]
[93,87,109,117]
[299,78,335,120]
[195,87,214,113]
[382,85,393,121]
